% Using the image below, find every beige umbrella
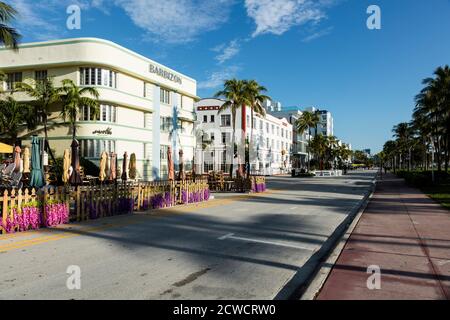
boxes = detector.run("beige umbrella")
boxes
[99,151,108,182]
[62,149,71,183]
[13,146,21,173]
[129,153,137,180]
[23,147,30,174]
[109,152,117,181]
[168,146,174,181]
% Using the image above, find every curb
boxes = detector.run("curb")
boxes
[273,176,378,300]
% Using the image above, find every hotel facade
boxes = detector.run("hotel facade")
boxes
[0,38,198,181]
[195,98,293,175]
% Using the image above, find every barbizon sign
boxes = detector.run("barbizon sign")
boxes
[149,64,182,84]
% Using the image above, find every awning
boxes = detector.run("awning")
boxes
[0,142,13,154]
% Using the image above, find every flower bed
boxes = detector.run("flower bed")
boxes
[252,177,267,193]
[0,202,42,234]
[44,202,69,227]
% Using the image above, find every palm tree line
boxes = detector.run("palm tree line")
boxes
[382,65,450,174]
[215,79,352,174]
[295,110,352,171]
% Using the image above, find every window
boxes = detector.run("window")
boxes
[35,70,47,83]
[272,125,275,134]
[82,105,116,122]
[210,133,215,141]
[160,88,171,104]
[203,115,208,123]
[80,139,116,158]
[5,72,22,90]
[221,115,231,127]
[221,132,230,144]
[160,117,172,132]
[247,115,250,127]
[80,68,116,88]
[259,120,263,130]
[210,115,215,123]
[266,123,269,133]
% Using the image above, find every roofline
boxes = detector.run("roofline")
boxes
[0,37,196,83]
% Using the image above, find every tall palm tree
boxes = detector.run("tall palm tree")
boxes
[295,111,319,171]
[309,134,328,170]
[243,79,271,177]
[15,78,62,157]
[0,96,33,144]
[59,79,99,140]
[0,1,21,49]
[214,79,249,177]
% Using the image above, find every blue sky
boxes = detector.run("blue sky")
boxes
[6,0,450,152]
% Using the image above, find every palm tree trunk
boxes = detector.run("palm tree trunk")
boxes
[307,128,311,172]
[230,109,236,177]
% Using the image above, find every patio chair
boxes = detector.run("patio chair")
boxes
[10,171,23,189]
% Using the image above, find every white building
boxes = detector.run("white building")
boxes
[195,98,293,175]
[304,107,334,137]
[268,105,312,169]
[0,38,198,181]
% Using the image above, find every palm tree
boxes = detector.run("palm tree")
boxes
[243,80,271,177]
[393,122,414,170]
[59,79,99,140]
[309,134,328,170]
[15,78,63,157]
[295,111,319,171]
[0,1,21,49]
[214,79,249,177]
[0,96,33,144]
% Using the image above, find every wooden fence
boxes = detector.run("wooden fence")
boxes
[0,179,209,234]
[208,174,266,193]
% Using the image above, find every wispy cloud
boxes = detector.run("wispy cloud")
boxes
[198,66,240,90]
[7,0,62,40]
[212,39,241,64]
[302,26,333,42]
[113,0,235,44]
[245,0,336,37]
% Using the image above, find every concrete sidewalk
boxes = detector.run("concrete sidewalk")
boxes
[317,173,450,300]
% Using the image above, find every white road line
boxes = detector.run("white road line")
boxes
[289,206,298,210]
[218,233,314,251]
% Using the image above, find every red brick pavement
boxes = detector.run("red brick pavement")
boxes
[317,173,450,300]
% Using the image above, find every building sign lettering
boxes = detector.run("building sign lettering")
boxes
[149,64,182,84]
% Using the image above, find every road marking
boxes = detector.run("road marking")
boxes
[218,233,315,251]
[289,206,298,210]
[0,188,282,252]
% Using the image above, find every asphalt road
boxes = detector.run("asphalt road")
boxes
[0,170,377,300]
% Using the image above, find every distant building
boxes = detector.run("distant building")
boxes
[268,104,311,169]
[304,107,334,137]
[195,98,293,175]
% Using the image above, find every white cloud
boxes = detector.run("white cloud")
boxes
[113,0,234,44]
[198,66,240,90]
[245,0,332,37]
[7,0,61,40]
[213,39,241,64]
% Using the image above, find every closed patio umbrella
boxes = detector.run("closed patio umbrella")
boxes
[168,146,174,181]
[29,136,44,188]
[99,151,108,182]
[109,152,117,181]
[178,149,185,181]
[13,146,21,173]
[129,153,137,180]
[23,147,30,174]
[62,149,71,184]
[121,152,128,181]
[69,139,82,186]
